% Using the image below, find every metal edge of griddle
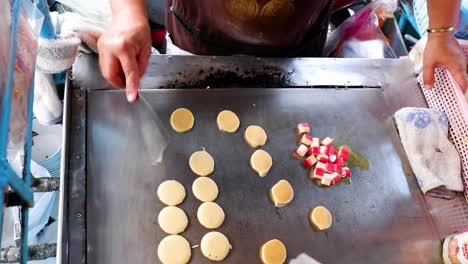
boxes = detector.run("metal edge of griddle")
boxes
[72,53,418,90]
[372,56,429,112]
[59,71,87,264]
[57,72,70,264]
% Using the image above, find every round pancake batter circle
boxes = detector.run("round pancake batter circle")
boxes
[158,235,191,264]
[250,149,273,177]
[197,202,225,229]
[260,239,287,264]
[170,108,194,133]
[200,231,231,261]
[244,125,267,148]
[157,180,186,206]
[189,150,215,177]
[310,206,332,231]
[192,177,219,202]
[158,206,189,235]
[270,179,294,208]
[217,110,240,133]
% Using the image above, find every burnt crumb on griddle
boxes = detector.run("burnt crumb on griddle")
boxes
[275,208,282,219]
[163,66,292,88]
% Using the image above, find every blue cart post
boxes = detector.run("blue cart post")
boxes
[1,0,37,263]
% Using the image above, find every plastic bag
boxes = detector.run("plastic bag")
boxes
[324,0,398,58]
[0,1,11,97]
[5,0,44,162]
[136,94,169,164]
[1,157,57,248]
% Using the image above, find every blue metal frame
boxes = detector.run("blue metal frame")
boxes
[1,0,36,263]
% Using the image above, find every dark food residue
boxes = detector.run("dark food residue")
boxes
[164,65,293,88]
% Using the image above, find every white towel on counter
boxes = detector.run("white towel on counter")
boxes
[395,107,463,193]
[34,11,104,125]
[34,72,63,125]
[36,35,80,74]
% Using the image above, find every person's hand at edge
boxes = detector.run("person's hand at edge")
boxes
[424,0,467,93]
[423,33,467,93]
[97,1,151,103]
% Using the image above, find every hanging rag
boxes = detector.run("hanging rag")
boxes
[34,11,104,125]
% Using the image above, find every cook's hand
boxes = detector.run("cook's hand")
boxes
[97,12,151,102]
[423,33,467,93]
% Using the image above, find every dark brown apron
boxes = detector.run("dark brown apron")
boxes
[165,0,334,57]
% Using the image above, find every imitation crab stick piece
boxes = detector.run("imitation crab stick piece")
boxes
[300,134,313,146]
[334,163,343,175]
[336,157,345,167]
[308,146,320,156]
[316,162,327,170]
[342,167,351,178]
[321,173,333,186]
[331,172,341,185]
[311,137,320,148]
[338,146,350,161]
[295,144,308,157]
[319,146,329,155]
[321,178,331,186]
[310,167,325,180]
[297,123,310,134]
[328,148,337,163]
[316,154,329,163]
[321,137,334,147]
[303,155,318,168]
[325,162,335,173]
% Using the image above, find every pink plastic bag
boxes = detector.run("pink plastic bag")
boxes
[324,1,397,58]
[0,2,11,93]
[5,1,43,161]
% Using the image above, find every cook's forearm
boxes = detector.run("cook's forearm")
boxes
[110,0,147,19]
[427,0,461,28]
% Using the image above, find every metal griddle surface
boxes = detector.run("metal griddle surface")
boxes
[87,88,438,264]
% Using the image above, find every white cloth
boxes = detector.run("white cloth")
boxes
[408,34,427,74]
[289,253,322,264]
[395,107,463,193]
[34,72,63,125]
[36,12,103,72]
[34,11,104,125]
[36,35,80,74]
[340,39,385,58]
[165,33,194,55]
